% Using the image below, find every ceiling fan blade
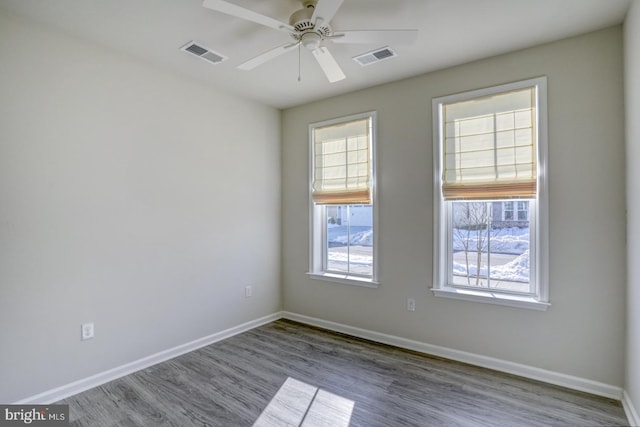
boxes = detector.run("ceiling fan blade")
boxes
[202,0,294,33]
[237,43,299,70]
[312,47,346,83]
[330,29,419,45]
[311,0,344,26]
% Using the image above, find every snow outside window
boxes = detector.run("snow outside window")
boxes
[432,78,549,310]
[308,112,378,287]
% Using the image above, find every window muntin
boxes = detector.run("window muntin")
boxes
[309,112,377,285]
[433,77,548,309]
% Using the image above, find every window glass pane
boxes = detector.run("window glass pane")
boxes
[451,201,531,293]
[451,202,490,287]
[326,205,373,276]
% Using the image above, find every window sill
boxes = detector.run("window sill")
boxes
[431,287,550,311]
[307,272,379,288]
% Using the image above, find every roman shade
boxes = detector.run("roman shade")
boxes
[442,87,537,200]
[312,118,371,204]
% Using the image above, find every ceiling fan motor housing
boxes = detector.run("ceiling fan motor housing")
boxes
[289,0,332,48]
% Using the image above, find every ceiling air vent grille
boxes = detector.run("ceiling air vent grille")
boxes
[353,46,397,66]
[181,41,227,65]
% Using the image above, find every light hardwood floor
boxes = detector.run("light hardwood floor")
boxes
[58,319,629,426]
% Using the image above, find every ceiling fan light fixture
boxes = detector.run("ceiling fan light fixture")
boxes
[301,32,322,50]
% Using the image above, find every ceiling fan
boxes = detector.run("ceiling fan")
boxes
[202,0,418,82]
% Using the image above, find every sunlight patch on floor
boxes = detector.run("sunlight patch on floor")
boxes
[253,377,354,427]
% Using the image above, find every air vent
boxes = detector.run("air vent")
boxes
[180,41,227,65]
[353,46,397,66]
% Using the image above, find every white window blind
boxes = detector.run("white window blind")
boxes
[312,118,371,205]
[442,87,537,200]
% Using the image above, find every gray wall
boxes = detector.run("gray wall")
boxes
[625,0,640,417]
[282,27,626,388]
[0,11,281,402]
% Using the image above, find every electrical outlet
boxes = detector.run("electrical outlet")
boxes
[245,285,252,298]
[407,298,416,312]
[81,322,94,341]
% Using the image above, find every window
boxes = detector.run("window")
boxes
[432,78,549,310]
[502,201,529,222]
[308,112,378,286]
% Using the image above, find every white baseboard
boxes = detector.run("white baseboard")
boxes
[623,390,640,426]
[16,310,630,415]
[15,312,283,404]
[282,311,623,401]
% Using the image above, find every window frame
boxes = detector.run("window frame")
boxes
[432,78,549,310]
[307,111,379,288]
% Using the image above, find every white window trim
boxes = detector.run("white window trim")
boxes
[308,111,379,287]
[431,77,549,310]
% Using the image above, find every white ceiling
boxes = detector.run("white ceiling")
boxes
[0,0,631,109]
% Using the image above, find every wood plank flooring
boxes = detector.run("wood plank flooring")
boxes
[58,319,629,426]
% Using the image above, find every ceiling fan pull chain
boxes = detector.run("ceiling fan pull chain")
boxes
[298,42,302,82]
